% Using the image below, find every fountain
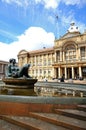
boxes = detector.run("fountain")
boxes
[1,58,37,96]
[0,60,86,130]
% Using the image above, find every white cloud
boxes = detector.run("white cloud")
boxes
[35,0,86,9]
[62,0,86,7]
[42,0,58,9]
[2,0,29,7]
[35,0,59,9]
[2,0,60,9]
[2,0,86,9]
[62,0,81,5]
[0,27,55,61]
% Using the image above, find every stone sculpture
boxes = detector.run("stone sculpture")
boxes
[7,58,31,78]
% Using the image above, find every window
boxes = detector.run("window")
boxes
[44,70,46,74]
[40,69,42,74]
[56,51,60,61]
[48,58,51,65]
[81,47,85,58]
[65,45,76,61]
[48,70,51,74]
[0,64,3,73]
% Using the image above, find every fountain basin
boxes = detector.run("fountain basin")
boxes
[0,78,37,96]
[1,78,37,96]
[2,78,37,87]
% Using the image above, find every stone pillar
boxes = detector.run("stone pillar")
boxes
[79,66,82,78]
[72,66,74,79]
[46,55,48,66]
[46,69,48,77]
[55,51,56,62]
[52,68,56,78]
[38,68,40,77]
[58,67,61,78]
[63,51,65,61]
[35,56,36,66]
[78,47,81,61]
[42,68,44,78]
[51,54,53,64]
[42,55,44,66]
[34,70,36,78]
[60,51,62,61]
[65,67,67,79]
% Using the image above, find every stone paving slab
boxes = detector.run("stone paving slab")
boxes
[1,116,69,130]
[0,119,26,130]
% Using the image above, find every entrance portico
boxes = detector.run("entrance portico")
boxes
[54,66,83,79]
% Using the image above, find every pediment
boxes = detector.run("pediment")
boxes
[61,32,81,39]
[18,49,28,55]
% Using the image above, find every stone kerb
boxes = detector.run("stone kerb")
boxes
[0,95,86,104]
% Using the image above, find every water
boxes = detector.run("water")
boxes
[0,81,86,97]
[0,85,37,96]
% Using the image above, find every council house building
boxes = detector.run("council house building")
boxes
[18,22,86,80]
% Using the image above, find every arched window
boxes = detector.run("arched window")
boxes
[65,44,76,61]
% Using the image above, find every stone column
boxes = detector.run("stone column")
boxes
[79,66,82,78]
[38,68,40,77]
[58,67,61,78]
[63,51,65,61]
[72,66,74,79]
[52,68,55,78]
[60,50,62,61]
[46,54,48,66]
[54,51,57,62]
[65,67,67,79]
[42,55,44,66]
[41,55,44,78]
[78,47,81,61]
[46,69,48,77]
[51,54,53,64]
[34,69,36,78]
[35,56,37,66]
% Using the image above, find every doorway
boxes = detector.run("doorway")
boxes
[67,68,72,79]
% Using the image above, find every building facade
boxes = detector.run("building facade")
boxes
[0,60,8,79]
[18,23,86,80]
[18,48,55,80]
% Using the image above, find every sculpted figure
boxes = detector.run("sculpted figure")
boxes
[7,58,31,78]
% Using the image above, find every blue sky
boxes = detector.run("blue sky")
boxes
[0,0,86,61]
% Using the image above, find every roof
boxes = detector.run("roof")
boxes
[29,47,54,55]
[0,60,9,64]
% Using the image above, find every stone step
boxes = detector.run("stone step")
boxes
[1,116,69,130]
[1,106,86,130]
[0,119,26,130]
[28,112,86,130]
[54,109,86,121]
[77,105,86,112]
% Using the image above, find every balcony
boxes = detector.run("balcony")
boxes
[53,57,86,66]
